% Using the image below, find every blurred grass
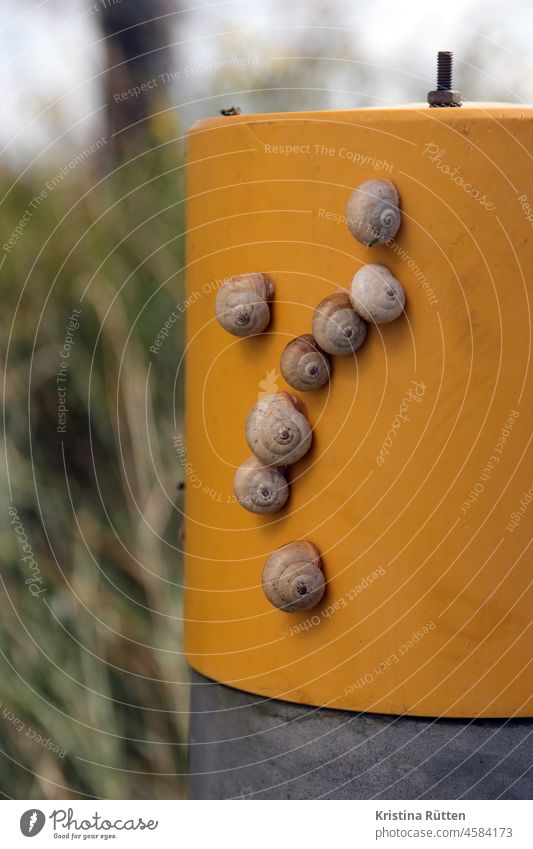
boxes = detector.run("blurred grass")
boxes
[0,132,189,799]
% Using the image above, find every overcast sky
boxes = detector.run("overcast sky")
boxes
[1,0,532,167]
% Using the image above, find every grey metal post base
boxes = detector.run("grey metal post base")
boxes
[188,671,532,800]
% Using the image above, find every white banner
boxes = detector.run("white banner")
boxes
[1,800,532,848]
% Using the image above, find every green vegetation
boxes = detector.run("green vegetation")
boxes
[0,139,189,799]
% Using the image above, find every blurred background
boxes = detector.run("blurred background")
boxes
[1,0,532,800]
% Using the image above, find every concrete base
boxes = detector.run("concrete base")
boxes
[188,671,533,800]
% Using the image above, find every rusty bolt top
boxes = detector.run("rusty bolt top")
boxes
[427,51,462,107]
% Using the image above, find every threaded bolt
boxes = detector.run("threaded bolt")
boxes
[427,50,461,108]
[437,51,453,91]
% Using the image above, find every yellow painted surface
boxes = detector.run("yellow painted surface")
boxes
[184,105,533,717]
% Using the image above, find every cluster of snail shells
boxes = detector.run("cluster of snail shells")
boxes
[215,273,273,336]
[346,179,401,247]
[344,180,405,323]
[262,540,325,612]
[214,178,406,613]
[233,392,312,517]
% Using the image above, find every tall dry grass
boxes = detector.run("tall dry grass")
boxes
[0,137,189,799]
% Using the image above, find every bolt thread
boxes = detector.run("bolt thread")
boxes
[437,51,453,91]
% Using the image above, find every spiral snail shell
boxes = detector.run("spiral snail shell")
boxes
[312,293,367,356]
[350,263,405,324]
[246,392,312,467]
[215,273,274,336]
[280,334,331,392]
[346,179,401,247]
[262,540,325,612]
[234,456,289,514]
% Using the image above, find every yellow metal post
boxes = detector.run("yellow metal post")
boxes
[184,105,533,718]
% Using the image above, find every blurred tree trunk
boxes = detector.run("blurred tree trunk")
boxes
[97,0,176,155]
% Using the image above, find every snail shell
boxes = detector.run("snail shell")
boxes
[280,334,331,392]
[350,263,405,324]
[215,273,274,336]
[246,392,312,467]
[234,456,289,514]
[262,540,325,612]
[346,179,401,247]
[312,293,367,356]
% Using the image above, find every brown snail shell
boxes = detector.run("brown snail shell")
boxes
[280,334,330,392]
[215,273,273,336]
[312,293,367,356]
[234,456,289,514]
[350,263,405,324]
[346,179,401,247]
[262,540,325,612]
[246,392,312,467]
